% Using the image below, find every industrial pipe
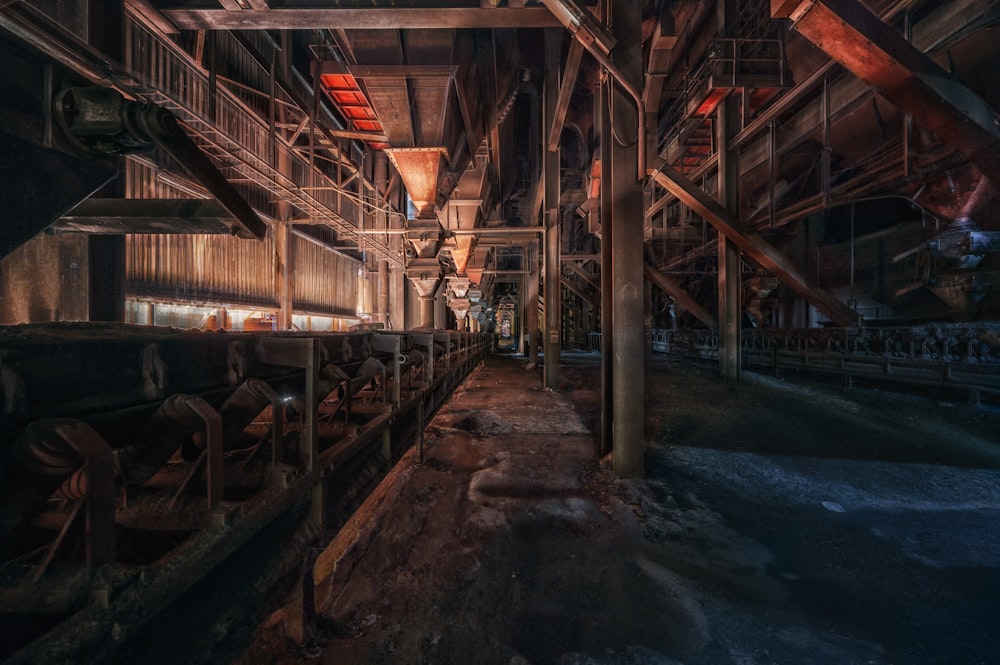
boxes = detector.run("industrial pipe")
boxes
[540,0,647,180]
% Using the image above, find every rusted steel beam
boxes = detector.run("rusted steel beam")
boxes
[54,198,243,235]
[561,276,597,308]
[564,260,600,290]
[546,39,585,152]
[161,7,561,31]
[774,0,1000,183]
[643,263,717,329]
[652,165,861,327]
[348,65,458,79]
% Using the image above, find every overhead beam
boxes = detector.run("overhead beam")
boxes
[774,0,1000,182]
[652,165,861,327]
[124,0,179,34]
[54,198,246,235]
[348,65,458,79]
[161,7,561,30]
[643,263,717,329]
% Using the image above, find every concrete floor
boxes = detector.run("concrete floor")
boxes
[238,352,1000,665]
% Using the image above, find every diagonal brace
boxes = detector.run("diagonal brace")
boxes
[652,165,861,327]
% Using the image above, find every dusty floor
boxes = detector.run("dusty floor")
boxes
[236,352,1000,665]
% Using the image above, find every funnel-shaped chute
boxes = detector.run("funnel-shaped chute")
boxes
[449,235,476,275]
[386,147,448,218]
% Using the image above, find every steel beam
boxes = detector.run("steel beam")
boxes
[774,0,1000,183]
[161,7,561,30]
[652,165,860,327]
[54,198,246,235]
[546,39,586,152]
[642,264,717,329]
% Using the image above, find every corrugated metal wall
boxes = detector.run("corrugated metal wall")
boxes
[125,161,366,317]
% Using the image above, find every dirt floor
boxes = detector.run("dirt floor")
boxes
[235,351,1000,665]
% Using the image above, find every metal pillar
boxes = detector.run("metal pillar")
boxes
[274,221,293,331]
[543,30,562,390]
[87,0,126,324]
[717,95,741,382]
[599,53,614,458]
[89,235,126,322]
[274,33,294,331]
[376,152,391,327]
[527,240,540,363]
[609,0,645,477]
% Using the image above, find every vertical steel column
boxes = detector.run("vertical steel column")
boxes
[717,0,741,382]
[599,53,614,458]
[609,0,645,477]
[378,260,389,326]
[527,239,540,364]
[88,1,126,324]
[274,220,293,331]
[275,32,294,331]
[543,30,562,390]
[89,236,126,322]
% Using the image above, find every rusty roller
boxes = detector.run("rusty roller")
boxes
[114,394,213,486]
[185,378,278,460]
[0,419,84,543]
